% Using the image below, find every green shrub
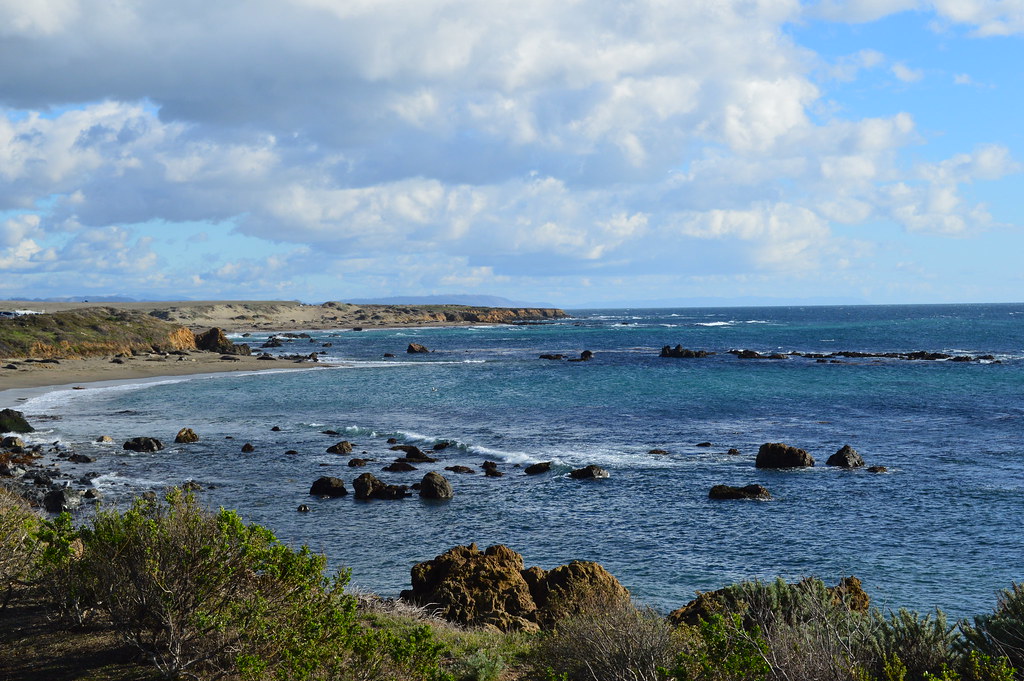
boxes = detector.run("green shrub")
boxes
[960,584,1024,675]
[661,613,771,681]
[531,590,682,681]
[923,651,1015,681]
[859,609,958,681]
[0,486,41,609]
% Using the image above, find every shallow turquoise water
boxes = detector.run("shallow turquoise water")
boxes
[15,303,1024,618]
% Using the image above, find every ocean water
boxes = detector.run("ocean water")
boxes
[12,303,1024,619]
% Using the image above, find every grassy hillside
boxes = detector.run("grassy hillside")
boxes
[0,308,195,359]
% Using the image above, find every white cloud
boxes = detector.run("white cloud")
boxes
[891,62,925,82]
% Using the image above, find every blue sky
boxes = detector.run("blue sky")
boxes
[0,0,1021,307]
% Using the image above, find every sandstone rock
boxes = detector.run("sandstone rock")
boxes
[327,441,354,455]
[755,442,814,469]
[195,327,251,355]
[419,471,454,499]
[530,560,631,626]
[569,464,610,479]
[709,484,771,500]
[174,428,200,444]
[407,343,430,354]
[123,437,164,453]
[826,444,865,468]
[309,476,348,497]
[353,473,410,500]
[524,462,551,475]
[0,409,34,434]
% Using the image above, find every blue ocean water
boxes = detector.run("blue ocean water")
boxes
[14,303,1024,619]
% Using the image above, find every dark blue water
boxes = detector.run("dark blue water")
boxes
[16,304,1024,619]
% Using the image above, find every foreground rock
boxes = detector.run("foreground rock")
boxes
[418,472,454,499]
[309,476,348,497]
[668,576,870,627]
[755,442,814,468]
[123,437,164,452]
[0,409,34,434]
[826,444,865,468]
[399,543,629,632]
[709,484,771,500]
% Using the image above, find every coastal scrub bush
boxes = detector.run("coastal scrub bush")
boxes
[530,590,683,681]
[857,609,958,681]
[960,584,1024,675]
[0,486,41,609]
[61,488,359,680]
[661,613,771,681]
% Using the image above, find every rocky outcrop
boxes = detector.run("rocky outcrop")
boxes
[826,445,865,468]
[326,441,353,455]
[194,327,251,355]
[660,345,714,358]
[399,543,629,632]
[407,343,430,354]
[309,476,348,497]
[123,437,164,452]
[0,409,34,434]
[174,428,200,444]
[755,443,814,468]
[569,464,610,479]
[524,462,551,475]
[419,471,454,499]
[709,484,771,500]
[353,473,410,500]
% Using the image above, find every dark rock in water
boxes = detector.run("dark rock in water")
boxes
[648,449,669,455]
[383,353,395,358]
[660,345,713,358]
[123,437,164,452]
[95,435,113,443]
[309,476,348,497]
[390,445,437,462]
[44,489,82,513]
[407,343,430,354]
[727,448,741,456]
[68,453,95,464]
[568,350,594,362]
[386,437,399,444]
[327,441,353,455]
[445,465,475,474]
[182,480,203,491]
[696,441,713,447]
[539,354,564,360]
[0,409,34,434]
[2,436,25,449]
[419,471,454,499]
[297,504,310,512]
[668,576,869,627]
[285,450,299,456]
[195,327,251,355]
[433,441,453,451]
[261,337,283,348]
[399,543,629,632]
[271,426,281,432]
[353,473,410,500]
[241,443,255,453]
[384,461,417,472]
[569,464,610,479]
[348,458,370,467]
[709,484,771,500]
[867,466,888,473]
[174,428,200,444]
[484,468,504,478]
[524,462,551,475]
[219,355,241,361]
[755,442,814,468]
[827,444,865,468]
[321,430,340,436]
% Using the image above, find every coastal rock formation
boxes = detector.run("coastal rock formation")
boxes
[568,350,594,362]
[383,461,417,472]
[524,462,551,475]
[353,472,410,500]
[174,428,200,444]
[539,354,564,360]
[241,443,255,453]
[123,437,164,453]
[755,443,814,469]
[569,464,610,479]
[867,466,888,473]
[309,476,348,497]
[445,465,475,474]
[399,543,630,632]
[709,484,771,500]
[660,345,713,358]
[194,327,251,355]
[326,441,353,455]
[0,409,34,434]
[419,471,454,499]
[2,436,25,449]
[827,445,865,468]
[407,343,430,354]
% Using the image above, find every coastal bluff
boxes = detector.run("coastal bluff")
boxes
[1,300,568,333]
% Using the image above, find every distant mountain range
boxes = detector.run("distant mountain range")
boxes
[1,295,142,303]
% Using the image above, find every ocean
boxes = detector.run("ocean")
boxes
[12,303,1024,619]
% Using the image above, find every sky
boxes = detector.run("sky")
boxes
[0,0,1022,308]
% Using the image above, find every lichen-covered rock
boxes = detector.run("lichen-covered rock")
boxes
[755,442,814,469]
[826,444,865,468]
[174,428,200,444]
[529,560,631,626]
[0,409,34,434]
[419,471,454,499]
